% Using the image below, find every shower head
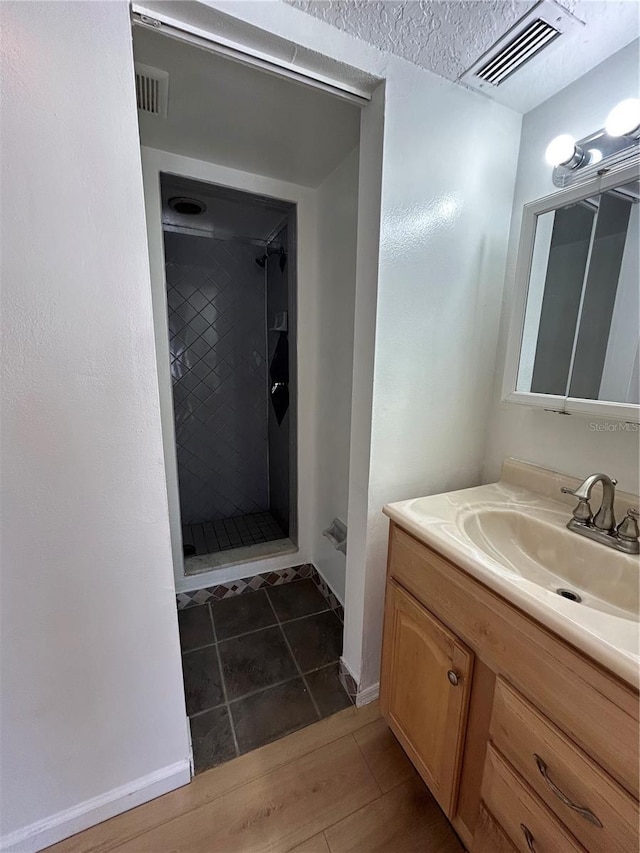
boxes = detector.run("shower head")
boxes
[255,246,287,272]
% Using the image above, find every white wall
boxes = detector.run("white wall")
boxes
[354,60,521,690]
[0,3,190,850]
[484,40,640,495]
[311,147,360,603]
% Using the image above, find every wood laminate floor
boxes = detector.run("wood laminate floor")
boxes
[45,702,464,853]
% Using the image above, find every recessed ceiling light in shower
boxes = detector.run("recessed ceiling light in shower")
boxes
[168,197,207,215]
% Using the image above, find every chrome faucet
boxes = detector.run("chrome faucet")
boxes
[561,473,639,555]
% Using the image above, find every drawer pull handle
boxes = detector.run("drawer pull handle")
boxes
[520,824,536,851]
[447,670,459,686]
[534,754,603,827]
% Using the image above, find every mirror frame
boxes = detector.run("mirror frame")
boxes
[502,160,640,424]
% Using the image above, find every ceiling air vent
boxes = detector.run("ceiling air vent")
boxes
[475,19,560,86]
[134,63,169,117]
[460,0,583,92]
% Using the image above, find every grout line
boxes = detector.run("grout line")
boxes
[271,607,333,627]
[214,601,279,645]
[181,640,218,655]
[213,603,330,646]
[265,594,322,721]
[224,656,342,707]
[188,701,227,719]
[208,603,240,758]
[227,673,304,706]
[189,658,349,726]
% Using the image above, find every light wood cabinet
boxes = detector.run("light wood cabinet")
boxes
[491,678,637,853]
[380,521,640,853]
[474,805,517,853]
[482,744,585,853]
[380,580,473,817]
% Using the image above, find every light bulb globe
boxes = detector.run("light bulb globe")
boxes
[605,98,640,137]
[545,134,577,167]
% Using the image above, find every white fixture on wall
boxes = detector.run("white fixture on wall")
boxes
[135,62,169,117]
[544,134,584,169]
[502,160,640,424]
[605,98,640,138]
[546,98,640,187]
[323,518,347,555]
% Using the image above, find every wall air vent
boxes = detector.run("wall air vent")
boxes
[460,0,583,92]
[134,63,169,117]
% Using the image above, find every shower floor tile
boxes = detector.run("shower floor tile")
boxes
[182,511,286,556]
[177,580,351,774]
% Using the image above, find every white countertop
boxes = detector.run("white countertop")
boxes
[383,459,640,689]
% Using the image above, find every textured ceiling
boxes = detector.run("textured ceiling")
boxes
[288,1,541,81]
[286,1,639,112]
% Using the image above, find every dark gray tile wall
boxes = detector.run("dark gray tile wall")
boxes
[267,224,291,536]
[164,231,269,524]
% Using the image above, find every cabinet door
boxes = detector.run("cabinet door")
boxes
[380,579,473,817]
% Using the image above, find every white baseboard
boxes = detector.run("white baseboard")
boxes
[356,682,380,707]
[338,655,360,685]
[0,759,191,853]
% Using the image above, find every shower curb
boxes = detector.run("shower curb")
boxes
[176,563,344,622]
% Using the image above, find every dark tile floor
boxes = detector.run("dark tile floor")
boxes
[182,511,286,556]
[177,579,351,773]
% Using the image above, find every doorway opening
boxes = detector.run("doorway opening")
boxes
[160,175,297,574]
[132,5,381,774]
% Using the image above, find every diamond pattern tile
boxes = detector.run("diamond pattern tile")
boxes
[164,231,269,524]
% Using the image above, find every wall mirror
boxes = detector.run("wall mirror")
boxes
[503,163,640,422]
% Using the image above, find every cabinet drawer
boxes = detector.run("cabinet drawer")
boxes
[474,804,517,853]
[491,678,638,853]
[388,524,639,797]
[482,744,584,853]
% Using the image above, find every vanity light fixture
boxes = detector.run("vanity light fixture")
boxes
[544,134,584,168]
[605,98,640,138]
[547,98,640,187]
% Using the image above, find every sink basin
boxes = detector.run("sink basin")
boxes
[462,508,639,621]
[383,459,640,687]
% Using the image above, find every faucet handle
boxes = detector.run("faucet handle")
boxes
[561,486,592,524]
[617,509,640,543]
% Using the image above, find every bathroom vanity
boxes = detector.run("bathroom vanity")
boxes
[380,460,639,853]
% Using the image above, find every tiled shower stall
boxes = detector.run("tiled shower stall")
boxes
[163,216,293,560]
